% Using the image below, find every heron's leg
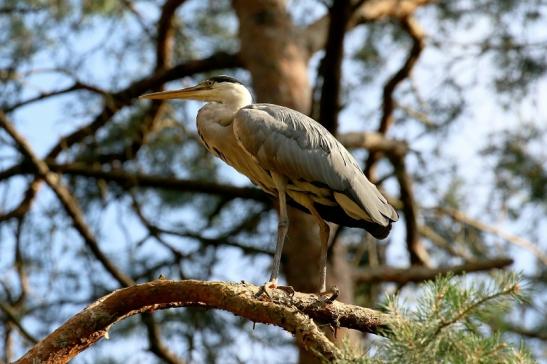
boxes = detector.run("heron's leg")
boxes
[298,195,331,293]
[268,173,289,287]
[314,211,330,293]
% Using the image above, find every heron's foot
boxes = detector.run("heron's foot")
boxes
[255,282,274,300]
[276,285,296,297]
[256,281,295,302]
[317,286,339,304]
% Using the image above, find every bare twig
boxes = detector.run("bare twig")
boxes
[0,112,133,287]
[131,195,271,256]
[419,224,473,260]
[0,302,38,345]
[489,321,547,341]
[436,207,547,265]
[0,181,40,222]
[3,82,107,113]
[120,0,154,38]
[47,51,242,160]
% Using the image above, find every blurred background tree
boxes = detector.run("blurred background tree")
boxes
[0,0,545,362]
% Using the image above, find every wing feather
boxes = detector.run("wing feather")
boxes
[233,104,398,226]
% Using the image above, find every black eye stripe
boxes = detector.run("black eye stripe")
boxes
[206,75,242,85]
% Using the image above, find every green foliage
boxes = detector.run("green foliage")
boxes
[336,273,534,364]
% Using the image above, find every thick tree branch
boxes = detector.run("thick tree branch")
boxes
[338,131,409,155]
[48,51,242,160]
[379,16,424,134]
[316,0,352,133]
[364,15,424,178]
[14,280,392,363]
[303,0,433,55]
[353,257,513,284]
[156,0,186,70]
[390,154,430,266]
[53,162,270,202]
[120,51,243,102]
[352,15,428,266]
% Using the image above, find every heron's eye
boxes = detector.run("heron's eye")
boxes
[205,80,214,87]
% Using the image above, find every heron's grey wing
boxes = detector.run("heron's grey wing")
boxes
[233,104,398,226]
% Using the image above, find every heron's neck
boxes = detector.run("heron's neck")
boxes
[225,85,253,111]
[203,88,252,126]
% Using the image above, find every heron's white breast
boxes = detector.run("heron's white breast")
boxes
[196,112,275,194]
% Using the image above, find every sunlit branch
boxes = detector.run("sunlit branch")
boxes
[303,0,433,55]
[14,280,389,363]
[338,131,409,155]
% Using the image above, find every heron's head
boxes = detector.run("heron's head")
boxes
[140,75,252,107]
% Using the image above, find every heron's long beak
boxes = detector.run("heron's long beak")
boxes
[140,84,212,101]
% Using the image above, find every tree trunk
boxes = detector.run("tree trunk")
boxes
[233,0,360,361]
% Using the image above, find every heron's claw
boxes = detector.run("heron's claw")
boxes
[276,285,295,297]
[255,283,274,300]
[317,285,339,304]
[256,282,295,303]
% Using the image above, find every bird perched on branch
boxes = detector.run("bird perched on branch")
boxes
[141,75,398,295]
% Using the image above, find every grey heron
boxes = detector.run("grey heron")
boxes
[141,75,398,294]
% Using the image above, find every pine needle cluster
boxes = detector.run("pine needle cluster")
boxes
[337,272,535,364]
